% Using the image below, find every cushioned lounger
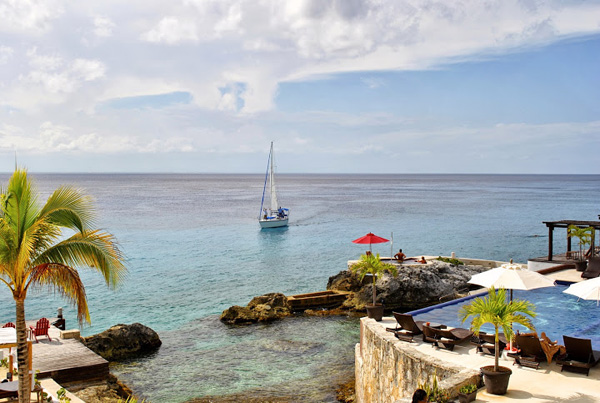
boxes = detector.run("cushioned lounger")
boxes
[422,325,473,351]
[507,334,547,369]
[557,335,600,376]
[385,312,426,342]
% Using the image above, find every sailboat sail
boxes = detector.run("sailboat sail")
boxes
[259,142,289,228]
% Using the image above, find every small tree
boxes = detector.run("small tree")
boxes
[459,287,536,372]
[568,225,593,261]
[350,253,397,306]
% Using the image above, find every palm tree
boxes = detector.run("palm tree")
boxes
[568,224,593,261]
[0,169,126,403]
[459,287,536,372]
[350,253,397,306]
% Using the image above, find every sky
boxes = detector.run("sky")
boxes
[1,0,599,174]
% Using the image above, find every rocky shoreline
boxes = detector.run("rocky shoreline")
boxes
[221,260,490,324]
[63,323,162,403]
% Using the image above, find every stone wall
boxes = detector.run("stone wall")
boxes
[355,318,480,403]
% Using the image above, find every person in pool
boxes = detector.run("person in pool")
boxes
[394,249,406,262]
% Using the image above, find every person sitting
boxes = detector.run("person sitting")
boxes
[412,388,428,403]
[365,251,372,256]
[394,249,406,262]
[417,256,427,264]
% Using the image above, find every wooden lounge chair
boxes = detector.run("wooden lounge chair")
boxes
[470,331,508,356]
[29,318,52,343]
[557,335,600,376]
[581,257,600,279]
[0,381,18,400]
[422,325,473,351]
[385,312,426,342]
[507,333,547,369]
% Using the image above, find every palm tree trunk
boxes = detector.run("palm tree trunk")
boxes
[494,328,500,372]
[15,298,31,403]
[372,275,377,306]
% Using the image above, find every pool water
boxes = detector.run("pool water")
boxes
[412,284,600,348]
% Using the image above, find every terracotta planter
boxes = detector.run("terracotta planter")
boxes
[366,304,384,321]
[481,365,512,395]
[458,390,477,403]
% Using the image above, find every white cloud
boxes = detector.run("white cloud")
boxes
[142,16,198,44]
[0,46,14,64]
[93,15,115,38]
[0,0,64,34]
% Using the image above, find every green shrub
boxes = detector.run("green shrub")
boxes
[436,256,464,265]
[418,372,451,403]
[459,384,477,394]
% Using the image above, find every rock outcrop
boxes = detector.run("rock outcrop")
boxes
[328,261,489,312]
[220,293,292,325]
[81,323,162,361]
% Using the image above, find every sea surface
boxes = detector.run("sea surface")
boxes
[0,173,599,402]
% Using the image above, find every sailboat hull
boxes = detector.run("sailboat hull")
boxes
[259,217,289,228]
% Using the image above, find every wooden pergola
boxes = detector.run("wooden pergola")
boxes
[543,220,600,261]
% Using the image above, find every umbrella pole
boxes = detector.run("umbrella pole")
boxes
[391,232,393,259]
[509,289,514,351]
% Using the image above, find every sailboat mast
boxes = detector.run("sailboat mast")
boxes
[269,142,279,211]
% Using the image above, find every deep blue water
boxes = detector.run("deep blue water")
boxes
[0,173,599,402]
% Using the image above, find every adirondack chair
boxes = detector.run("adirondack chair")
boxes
[2,322,15,328]
[29,318,52,342]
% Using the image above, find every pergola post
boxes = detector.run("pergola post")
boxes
[548,224,554,261]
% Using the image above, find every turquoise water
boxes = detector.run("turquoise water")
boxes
[0,173,599,401]
[414,285,600,348]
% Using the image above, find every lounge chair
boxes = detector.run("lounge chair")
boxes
[29,318,52,343]
[581,257,600,279]
[0,381,18,400]
[470,331,508,355]
[385,312,426,342]
[422,325,473,351]
[557,335,600,376]
[507,333,547,369]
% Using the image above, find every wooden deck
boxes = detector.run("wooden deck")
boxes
[32,326,108,384]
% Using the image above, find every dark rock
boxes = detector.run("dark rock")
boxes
[81,323,162,361]
[220,293,292,325]
[328,261,490,312]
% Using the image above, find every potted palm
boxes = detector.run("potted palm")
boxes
[459,287,536,395]
[568,225,593,271]
[350,253,397,321]
[457,384,478,403]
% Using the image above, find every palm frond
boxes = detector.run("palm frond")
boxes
[33,230,126,287]
[27,263,90,324]
[39,186,96,232]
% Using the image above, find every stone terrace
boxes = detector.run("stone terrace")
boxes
[356,317,600,403]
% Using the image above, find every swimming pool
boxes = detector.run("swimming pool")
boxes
[410,283,600,348]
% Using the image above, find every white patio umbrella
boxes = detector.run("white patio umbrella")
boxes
[468,261,556,294]
[564,277,600,306]
[468,260,556,349]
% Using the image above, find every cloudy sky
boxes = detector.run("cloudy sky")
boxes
[1,0,599,173]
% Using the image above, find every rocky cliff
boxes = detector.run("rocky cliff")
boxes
[328,260,489,312]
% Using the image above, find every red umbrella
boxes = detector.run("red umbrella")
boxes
[352,232,389,252]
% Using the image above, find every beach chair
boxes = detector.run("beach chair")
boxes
[2,322,15,328]
[29,318,52,343]
[581,257,600,279]
[470,331,508,356]
[423,325,473,351]
[557,335,600,376]
[507,333,547,369]
[385,312,426,342]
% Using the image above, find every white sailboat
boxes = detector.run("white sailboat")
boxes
[259,142,289,228]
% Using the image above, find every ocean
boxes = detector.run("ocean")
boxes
[0,173,599,402]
